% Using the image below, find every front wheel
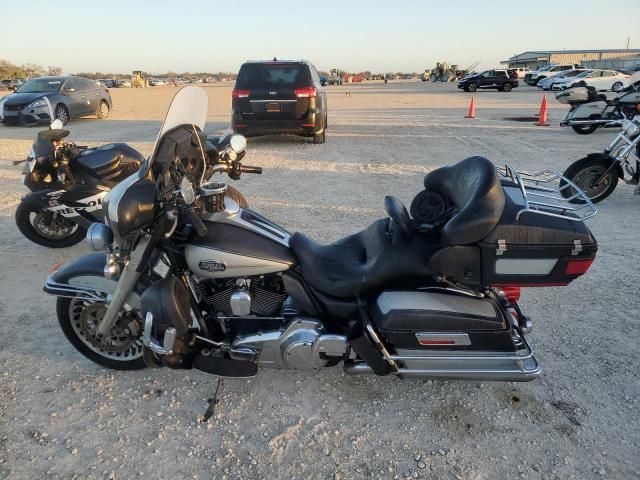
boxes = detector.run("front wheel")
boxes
[502,83,513,92]
[15,202,86,248]
[467,82,478,93]
[561,157,619,203]
[54,104,70,125]
[571,125,599,135]
[57,296,146,370]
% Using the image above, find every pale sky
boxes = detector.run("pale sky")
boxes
[2,0,638,74]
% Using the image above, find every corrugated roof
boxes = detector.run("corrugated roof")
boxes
[505,49,640,60]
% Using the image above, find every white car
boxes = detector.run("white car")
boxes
[553,69,630,92]
[538,69,587,90]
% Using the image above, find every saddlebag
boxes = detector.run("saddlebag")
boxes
[371,290,514,352]
[477,182,597,287]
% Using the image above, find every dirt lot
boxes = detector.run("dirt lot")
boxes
[0,82,638,480]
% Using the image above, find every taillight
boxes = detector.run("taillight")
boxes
[232,89,250,99]
[493,286,521,303]
[564,258,594,275]
[294,86,317,98]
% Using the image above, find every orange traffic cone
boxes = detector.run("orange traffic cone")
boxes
[537,95,549,126]
[465,96,476,118]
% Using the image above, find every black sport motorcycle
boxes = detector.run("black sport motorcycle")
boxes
[14,121,248,248]
[43,87,598,383]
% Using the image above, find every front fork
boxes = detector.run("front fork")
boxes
[96,237,150,337]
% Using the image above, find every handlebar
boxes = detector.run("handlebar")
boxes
[239,165,262,175]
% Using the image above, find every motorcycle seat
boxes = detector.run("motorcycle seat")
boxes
[423,156,505,245]
[290,218,437,298]
[290,156,505,298]
[76,150,122,179]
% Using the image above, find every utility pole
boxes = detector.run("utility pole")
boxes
[626,35,631,49]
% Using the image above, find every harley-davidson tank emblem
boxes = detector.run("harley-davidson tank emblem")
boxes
[199,260,226,272]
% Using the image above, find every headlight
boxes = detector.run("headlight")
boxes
[622,118,640,137]
[86,223,114,251]
[229,134,247,154]
[28,98,47,108]
[180,176,195,205]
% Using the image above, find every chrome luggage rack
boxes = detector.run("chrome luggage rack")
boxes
[498,163,597,222]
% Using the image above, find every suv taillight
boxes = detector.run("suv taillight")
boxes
[294,87,317,98]
[232,89,250,99]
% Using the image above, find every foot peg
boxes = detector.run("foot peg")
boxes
[141,312,176,355]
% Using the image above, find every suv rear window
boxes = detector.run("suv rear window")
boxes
[236,64,310,89]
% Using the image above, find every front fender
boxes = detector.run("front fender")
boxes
[585,153,625,179]
[43,253,141,308]
[20,188,61,210]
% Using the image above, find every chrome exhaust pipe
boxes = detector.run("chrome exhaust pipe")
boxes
[567,119,622,126]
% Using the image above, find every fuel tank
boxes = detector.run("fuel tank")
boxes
[185,209,296,279]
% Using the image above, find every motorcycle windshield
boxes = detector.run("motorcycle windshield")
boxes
[147,86,208,170]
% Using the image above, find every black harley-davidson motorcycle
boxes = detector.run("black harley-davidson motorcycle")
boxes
[43,87,598,382]
[14,120,248,248]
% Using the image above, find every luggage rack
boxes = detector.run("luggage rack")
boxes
[498,163,597,222]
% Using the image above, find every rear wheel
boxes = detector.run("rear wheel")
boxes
[15,202,86,248]
[571,125,599,135]
[467,82,478,92]
[57,296,146,370]
[54,104,69,125]
[561,157,619,203]
[313,116,327,144]
[96,100,110,119]
[612,81,624,92]
[502,83,513,92]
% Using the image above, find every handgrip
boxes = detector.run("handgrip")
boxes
[239,165,262,174]
[186,210,208,237]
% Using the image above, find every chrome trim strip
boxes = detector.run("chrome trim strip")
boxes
[249,99,297,103]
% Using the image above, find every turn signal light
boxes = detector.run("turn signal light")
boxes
[232,89,250,99]
[564,258,594,275]
[294,87,317,98]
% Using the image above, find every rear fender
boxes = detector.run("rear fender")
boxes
[43,253,141,308]
[586,152,625,179]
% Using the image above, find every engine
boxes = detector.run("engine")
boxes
[198,275,288,317]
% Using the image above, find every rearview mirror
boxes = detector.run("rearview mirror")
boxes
[63,88,75,93]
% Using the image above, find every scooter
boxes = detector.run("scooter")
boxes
[556,73,640,135]
[561,115,640,203]
[43,87,598,384]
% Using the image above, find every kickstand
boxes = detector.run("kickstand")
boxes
[202,377,224,423]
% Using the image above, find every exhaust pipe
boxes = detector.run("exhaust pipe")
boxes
[567,119,622,126]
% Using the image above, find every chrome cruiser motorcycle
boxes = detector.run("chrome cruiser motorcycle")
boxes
[44,87,598,382]
[561,115,640,203]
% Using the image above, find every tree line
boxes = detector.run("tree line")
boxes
[0,60,62,79]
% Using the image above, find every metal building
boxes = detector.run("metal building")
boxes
[581,54,640,71]
[501,50,640,70]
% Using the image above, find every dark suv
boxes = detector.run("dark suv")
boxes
[232,60,327,143]
[1,76,112,126]
[457,69,519,92]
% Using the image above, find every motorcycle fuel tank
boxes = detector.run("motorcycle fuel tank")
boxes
[185,220,296,279]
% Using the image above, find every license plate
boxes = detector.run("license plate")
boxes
[266,102,280,112]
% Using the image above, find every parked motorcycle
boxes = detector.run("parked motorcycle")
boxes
[43,86,598,384]
[561,115,640,203]
[14,117,248,248]
[556,72,640,135]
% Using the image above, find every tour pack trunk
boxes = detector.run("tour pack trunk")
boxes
[478,181,597,287]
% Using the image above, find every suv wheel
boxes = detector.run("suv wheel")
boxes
[502,83,513,92]
[467,82,478,92]
[313,128,326,144]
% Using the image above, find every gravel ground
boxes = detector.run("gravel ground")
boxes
[0,82,638,480]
